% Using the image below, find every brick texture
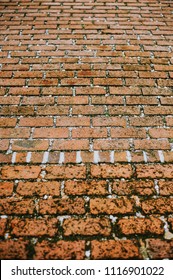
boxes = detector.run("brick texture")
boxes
[0,0,173,260]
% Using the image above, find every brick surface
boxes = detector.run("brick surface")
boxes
[0,0,173,260]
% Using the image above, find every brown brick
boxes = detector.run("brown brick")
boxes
[158,181,173,196]
[64,180,108,195]
[0,118,17,127]
[33,128,69,138]
[129,116,163,127]
[72,127,107,138]
[149,128,173,138]
[93,139,129,150]
[136,164,173,179]
[146,239,173,259]
[134,139,170,150]
[0,240,29,259]
[91,240,140,259]
[0,128,30,139]
[142,198,173,214]
[0,166,41,179]
[56,116,90,127]
[19,117,53,127]
[34,240,85,260]
[90,197,134,215]
[91,164,133,178]
[39,198,85,215]
[11,218,58,237]
[92,116,126,127]
[111,128,146,138]
[52,139,89,150]
[17,181,60,196]
[63,218,111,236]
[0,140,9,151]
[112,180,155,196]
[117,216,164,235]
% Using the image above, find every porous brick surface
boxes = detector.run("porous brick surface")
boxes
[0,0,173,260]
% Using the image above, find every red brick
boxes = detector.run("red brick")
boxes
[117,217,164,235]
[136,164,173,179]
[0,219,7,236]
[149,128,173,138]
[17,181,60,196]
[52,139,89,150]
[75,87,106,95]
[90,197,134,215]
[0,96,20,105]
[61,78,90,86]
[0,128,30,138]
[158,181,173,196]
[0,118,17,127]
[166,117,173,126]
[0,140,9,151]
[12,140,49,151]
[37,105,69,115]
[93,139,129,150]
[141,198,173,214]
[0,198,35,215]
[0,182,13,196]
[64,180,108,195]
[146,239,173,259]
[112,180,155,196]
[22,96,54,105]
[92,116,126,127]
[72,127,107,138]
[0,166,41,179]
[39,198,85,215]
[0,240,29,259]
[134,139,170,150]
[34,240,85,260]
[91,240,140,259]
[91,164,133,178]
[33,128,69,138]
[45,165,86,179]
[111,128,146,138]
[126,96,158,105]
[56,116,90,127]
[63,218,111,236]
[58,96,88,104]
[108,106,140,115]
[129,116,163,127]
[11,218,58,237]
[72,105,104,115]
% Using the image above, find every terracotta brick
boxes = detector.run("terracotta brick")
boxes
[64,180,108,195]
[63,217,111,236]
[33,128,69,138]
[0,128,30,138]
[17,181,60,196]
[0,182,14,196]
[134,139,170,150]
[39,198,85,215]
[0,166,41,179]
[146,239,173,259]
[136,164,173,179]
[0,198,35,215]
[91,240,140,259]
[91,164,133,178]
[149,128,173,138]
[56,116,90,127]
[0,219,7,236]
[52,139,89,150]
[141,198,173,214]
[19,117,53,127]
[90,197,134,215]
[0,118,17,127]
[158,181,173,196]
[111,128,146,138]
[34,240,85,260]
[117,217,164,235]
[0,240,29,259]
[72,127,107,138]
[0,140,9,151]
[12,140,49,151]
[112,180,155,196]
[11,218,58,237]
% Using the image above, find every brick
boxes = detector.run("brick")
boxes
[91,240,140,259]
[37,105,69,115]
[110,87,141,95]
[34,240,85,260]
[17,181,60,196]
[117,217,164,235]
[72,127,107,138]
[75,87,106,95]
[0,198,35,215]
[63,218,111,236]
[136,164,173,179]
[0,140,9,151]
[64,180,108,195]
[168,218,173,232]
[91,164,133,178]
[72,105,104,115]
[94,78,122,85]
[126,96,158,105]
[33,128,69,138]
[12,140,49,151]
[129,116,163,127]
[19,117,53,127]
[0,182,13,196]
[111,128,146,138]
[166,117,173,126]
[0,166,41,179]
[61,78,90,86]
[0,128,30,138]
[149,128,173,138]
[141,198,173,214]
[22,96,54,105]
[92,116,126,127]
[146,239,173,259]
[90,197,134,215]
[52,139,89,150]
[93,139,129,150]
[45,165,86,179]
[92,96,123,105]
[112,180,155,196]
[0,118,17,127]
[158,181,173,196]
[56,116,90,127]
[0,240,29,259]
[134,139,170,150]
[58,96,88,105]
[108,106,140,115]
[11,218,58,237]
[39,198,85,215]
[0,219,7,236]
[0,96,20,105]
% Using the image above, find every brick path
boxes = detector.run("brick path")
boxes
[0,0,173,260]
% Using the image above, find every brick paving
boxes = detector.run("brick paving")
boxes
[0,0,173,259]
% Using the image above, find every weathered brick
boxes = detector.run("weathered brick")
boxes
[91,164,133,178]
[0,219,7,236]
[91,240,140,259]
[0,240,29,259]
[0,166,41,179]
[136,164,173,179]
[112,180,155,196]
[146,239,173,259]
[0,182,14,196]
[64,180,108,195]
[34,240,85,260]
[16,181,60,196]
[0,198,35,214]
[141,198,173,214]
